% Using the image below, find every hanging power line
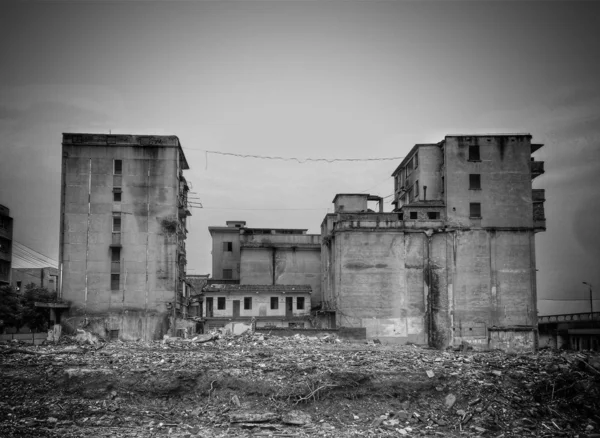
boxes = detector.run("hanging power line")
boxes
[13,241,58,265]
[180,148,405,167]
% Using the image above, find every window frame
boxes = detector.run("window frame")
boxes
[223,241,233,252]
[297,297,305,310]
[469,174,481,190]
[111,247,121,262]
[270,297,279,310]
[244,297,252,310]
[468,145,481,162]
[112,215,122,232]
[469,202,482,218]
[110,274,120,290]
[113,159,123,175]
[217,297,226,310]
[427,211,440,220]
[409,211,418,220]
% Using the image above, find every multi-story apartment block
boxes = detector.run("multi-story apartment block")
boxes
[321,134,545,351]
[59,133,191,340]
[0,205,12,286]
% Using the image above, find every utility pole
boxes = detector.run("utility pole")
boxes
[583,282,593,314]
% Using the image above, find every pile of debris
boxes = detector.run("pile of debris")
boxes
[1,334,599,437]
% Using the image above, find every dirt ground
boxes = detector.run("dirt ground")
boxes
[1,332,599,438]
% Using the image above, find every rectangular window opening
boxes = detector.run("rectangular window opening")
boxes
[109,329,119,340]
[113,215,121,232]
[217,297,226,310]
[410,211,418,220]
[223,241,233,252]
[111,247,121,262]
[297,297,305,310]
[113,191,122,203]
[414,181,419,199]
[427,212,440,220]
[114,159,122,175]
[222,269,232,279]
[469,145,481,161]
[270,297,279,310]
[244,297,252,310]
[469,174,481,190]
[111,274,120,290]
[470,202,482,218]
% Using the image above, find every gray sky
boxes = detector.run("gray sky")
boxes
[1,1,599,315]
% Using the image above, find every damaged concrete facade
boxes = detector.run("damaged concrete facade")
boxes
[59,133,192,340]
[205,222,320,329]
[321,134,545,351]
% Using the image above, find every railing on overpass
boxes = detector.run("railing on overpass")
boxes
[538,312,600,324]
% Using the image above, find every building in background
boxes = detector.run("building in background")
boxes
[59,133,192,340]
[11,267,59,292]
[205,221,320,330]
[321,134,545,351]
[0,205,13,286]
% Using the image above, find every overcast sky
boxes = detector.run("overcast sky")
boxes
[1,1,599,315]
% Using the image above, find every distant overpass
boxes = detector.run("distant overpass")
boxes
[538,312,600,351]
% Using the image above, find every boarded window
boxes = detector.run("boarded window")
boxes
[223,241,233,251]
[469,145,480,161]
[470,202,482,218]
[223,269,232,279]
[111,274,119,290]
[270,297,279,310]
[217,297,226,310]
[114,159,122,175]
[297,297,305,310]
[469,174,481,190]
[244,297,252,310]
[427,211,440,219]
[410,212,418,220]
[113,215,121,232]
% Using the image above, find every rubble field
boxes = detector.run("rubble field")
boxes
[1,332,600,438]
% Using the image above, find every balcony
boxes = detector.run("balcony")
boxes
[531,161,545,180]
[178,196,191,218]
[532,189,546,231]
[110,232,122,247]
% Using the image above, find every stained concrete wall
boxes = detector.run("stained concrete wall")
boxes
[60,141,185,340]
[321,213,538,350]
[209,228,241,280]
[444,135,534,228]
[240,247,321,305]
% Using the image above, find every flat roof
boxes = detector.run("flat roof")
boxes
[62,133,190,169]
[445,133,532,138]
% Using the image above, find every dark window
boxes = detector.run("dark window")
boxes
[427,212,440,219]
[111,247,121,262]
[244,297,252,310]
[16,281,21,291]
[113,215,121,232]
[441,176,445,194]
[398,213,404,220]
[414,152,418,168]
[297,297,305,310]
[223,241,233,252]
[270,297,279,310]
[111,274,119,290]
[469,145,480,161]
[414,181,419,198]
[217,297,226,310]
[114,159,122,175]
[113,191,122,202]
[109,329,119,340]
[469,174,481,190]
[223,269,232,279]
[410,212,418,220]
[470,203,482,218]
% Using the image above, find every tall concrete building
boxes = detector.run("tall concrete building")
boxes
[0,205,13,286]
[59,133,192,340]
[321,134,545,351]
